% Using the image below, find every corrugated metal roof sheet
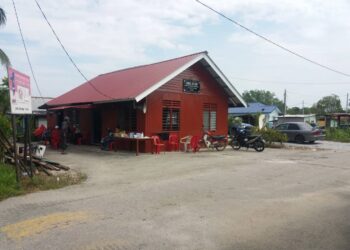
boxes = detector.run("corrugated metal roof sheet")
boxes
[45,51,246,108]
[46,52,205,107]
[229,102,280,115]
[32,96,53,111]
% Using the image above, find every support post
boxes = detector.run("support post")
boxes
[283,89,287,116]
[11,115,21,184]
[23,116,28,166]
[28,115,33,177]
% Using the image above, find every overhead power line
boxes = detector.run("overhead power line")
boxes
[12,0,43,98]
[232,76,350,85]
[195,0,350,78]
[33,0,114,100]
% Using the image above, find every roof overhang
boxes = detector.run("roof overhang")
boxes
[48,104,93,110]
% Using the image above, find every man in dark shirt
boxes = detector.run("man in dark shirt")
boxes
[60,116,70,154]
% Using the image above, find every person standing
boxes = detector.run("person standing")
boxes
[60,116,70,154]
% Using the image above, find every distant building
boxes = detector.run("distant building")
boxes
[228,102,281,128]
[317,113,350,128]
[277,114,316,125]
[31,96,53,128]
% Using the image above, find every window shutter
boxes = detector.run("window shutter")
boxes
[162,100,180,131]
[203,103,217,131]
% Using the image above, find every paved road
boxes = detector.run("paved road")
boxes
[285,140,350,152]
[1,143,350,250]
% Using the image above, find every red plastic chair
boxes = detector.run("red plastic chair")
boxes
[151,135,165,154]
[190,135,200,153]
[109,141,116,151]
[168,134,179,151]
[76,137,82,145]
[33,125,46,138]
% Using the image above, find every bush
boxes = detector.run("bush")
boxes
[0,114,11,138]
[0,163,22,201]
[228,116,242,127]
[0,114,11,162]
[254,127,288,146]
[325,128,350,142]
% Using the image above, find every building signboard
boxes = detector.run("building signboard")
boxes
[183,79,200,93]
[7,67,32,114]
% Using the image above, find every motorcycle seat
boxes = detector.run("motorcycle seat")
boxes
[212,135,226,140]
[247,135,260,140]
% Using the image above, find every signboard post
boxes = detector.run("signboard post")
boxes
[7,67,32,183]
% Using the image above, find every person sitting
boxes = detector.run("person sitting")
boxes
[101,128,114,150]
[42,128,51,145]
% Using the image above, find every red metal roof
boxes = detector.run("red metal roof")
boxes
[46,52,206,107]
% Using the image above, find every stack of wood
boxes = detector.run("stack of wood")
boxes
[0,128,69,176]
[31,156,70,176]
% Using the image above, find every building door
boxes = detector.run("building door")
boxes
[92,109,102,144]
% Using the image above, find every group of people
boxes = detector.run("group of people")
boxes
[34,117,118,153]
[34,116,82,154]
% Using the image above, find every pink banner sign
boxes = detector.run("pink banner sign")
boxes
[7,67,32,114]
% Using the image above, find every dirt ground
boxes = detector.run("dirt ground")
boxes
[1,142,350,250]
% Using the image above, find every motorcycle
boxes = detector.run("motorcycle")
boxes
[229,128,265,152]
[201,131,227,151]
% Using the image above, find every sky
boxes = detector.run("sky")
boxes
[1,0,350,109]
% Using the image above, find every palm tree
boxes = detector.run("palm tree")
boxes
[0,7,6,25]
[0,7,10,66]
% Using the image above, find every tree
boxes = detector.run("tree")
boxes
[287,106,301,115]
[287,106,313,115]
[0,7,6,25]
[0,7,10,66]
[0,77,10,115]
[313,95,344,115]
[242,89,284,112]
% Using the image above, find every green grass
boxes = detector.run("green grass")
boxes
[325,128,350,143]
[0,163,87,201]
[0,163,23,201]
[22,172,87,191]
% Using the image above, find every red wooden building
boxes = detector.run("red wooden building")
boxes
[42,51,246,152]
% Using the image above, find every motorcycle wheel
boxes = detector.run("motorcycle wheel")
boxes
[254,140,265,152]
[215,142,227,151]
[230,140,241,150]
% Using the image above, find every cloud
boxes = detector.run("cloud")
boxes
[1,0,350,107]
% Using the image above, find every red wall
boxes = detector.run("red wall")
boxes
[145,62,229,139]
[79,109,92,144]
[99,104,117,137]
[46,112,57,130]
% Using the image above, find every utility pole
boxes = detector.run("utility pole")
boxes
[346,93,349,113]
[283,89,287,116]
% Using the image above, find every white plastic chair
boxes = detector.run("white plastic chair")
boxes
[180,136,192,152]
